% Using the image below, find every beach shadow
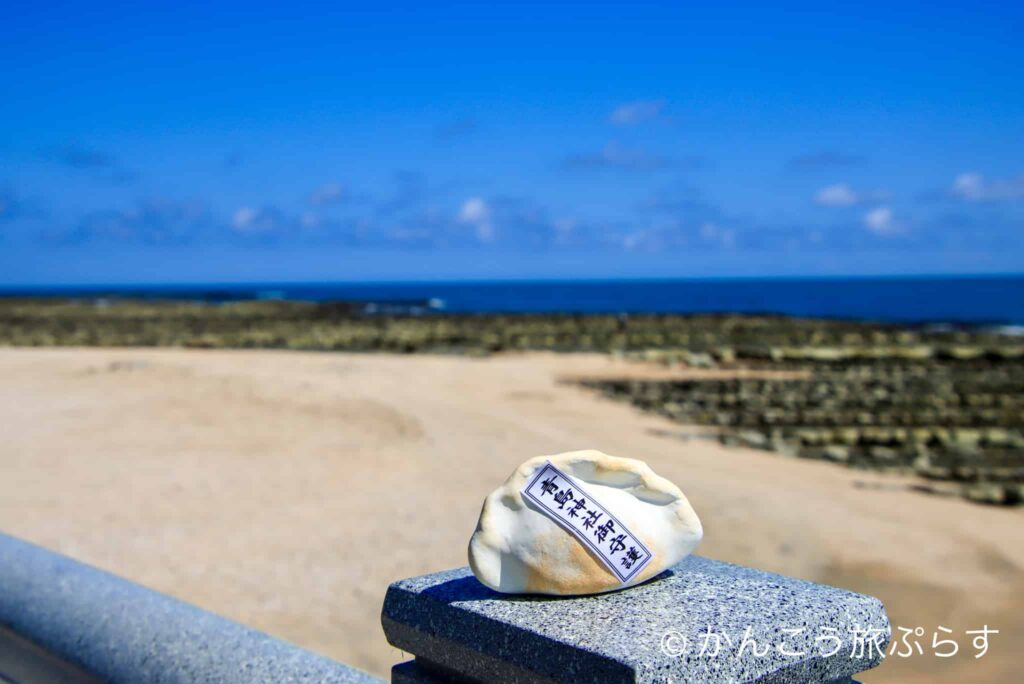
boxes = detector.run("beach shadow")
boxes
[421,567,677,605]
[422,575,503,603]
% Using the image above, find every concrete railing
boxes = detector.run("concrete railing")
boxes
[1,532,890,683]
[381,560,890,683]
[0,533,380,683]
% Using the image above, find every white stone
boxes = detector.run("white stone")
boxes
[468,450,703,595]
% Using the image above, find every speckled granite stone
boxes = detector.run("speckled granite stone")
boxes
[0,532,380,684]
[390,660,461,684]
[382,556,890,683]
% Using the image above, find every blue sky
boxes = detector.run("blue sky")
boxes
[2,1,1023,284]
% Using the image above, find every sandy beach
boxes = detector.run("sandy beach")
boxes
[0,347,1019,682]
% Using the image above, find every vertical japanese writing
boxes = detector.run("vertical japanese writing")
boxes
[522,461,653,582]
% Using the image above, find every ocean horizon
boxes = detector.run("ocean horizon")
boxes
[2,273,1023,326]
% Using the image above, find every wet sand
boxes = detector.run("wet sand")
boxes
[0,348,1019,682]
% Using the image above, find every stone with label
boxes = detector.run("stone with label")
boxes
[468,450,703,595]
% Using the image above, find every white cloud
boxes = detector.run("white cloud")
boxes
[622,231,645,250]
[609,99,665,125]
[699,221,736,248]
[309,182,345,206]
[475,223,495,242]
[231,207,257,231]
[814,183,889,207]
[699,222,719,240]
[951,172,984,200]
[720,229,736,249]
[563,142,671,172]
[230,206,286,235]
[863,206,899,235]
[457,197,495,242]
[951,172,1024,201]
[552,217,576,243]
[458,197,489,223]
[814,183,859,207]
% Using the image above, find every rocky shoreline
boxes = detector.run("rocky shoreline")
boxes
[1,297,1020,352]
[3,297,1021,505]
[576,358,1024,506]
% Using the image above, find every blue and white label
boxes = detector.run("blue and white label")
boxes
[522,461,653,583]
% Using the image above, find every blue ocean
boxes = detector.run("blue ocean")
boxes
[4,275,1023,326]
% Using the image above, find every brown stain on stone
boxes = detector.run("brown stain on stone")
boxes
[523,528,617,594]
[522,526,669,595]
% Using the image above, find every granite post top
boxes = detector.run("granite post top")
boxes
[0,531,380,684]
[382,556,890,683]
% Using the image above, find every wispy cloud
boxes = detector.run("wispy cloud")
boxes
[699,221,736,249]
[230,206,292,236]
[814,183,889,207]
[950,172,1024,201]
[862,206,901,235]
[638,183,712,214]
[617,184,754,252]
[563,142,675,172]
[44,144,115,169]
[451,195,581,247]
[44,164,952,255]
[67,200,209,243]
[457,197,494,242]
[788,151,864,172]
[616,217,738,252]
[814,183,859,207]
[608,99,665,125]
[228,205,355,241]
[308,182,346,206]
[41,143,138,184]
